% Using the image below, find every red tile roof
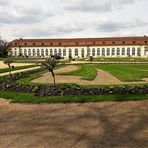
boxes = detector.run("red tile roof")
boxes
[10,36,148,47]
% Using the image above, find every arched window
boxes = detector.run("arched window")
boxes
[92,48,95,56]
[75,48,78,56]
[144,47,148,56]
[102,48,105,56]
[87,48,90,56]
[33,49,36,56]
[28,49,31,56]
[117,48,120,56]
[41,49,44,56]
[63,49,66,56]
[122,48,125,55]
[107,48,110,56]
[132,48,135,55]
[97,48,100,56]
[112,48,115,56]
[45,49,48,56]
[37,49,40,56]
[54,49,57,55]
[81,48,84,57]
[24,49,27,56]
[127,48,130,56]
[50,49,53,56]
[69,48,72,57]
[137,48,141,56]
[59,49,61,56]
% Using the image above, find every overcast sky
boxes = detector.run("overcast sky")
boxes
[0,0,148,41]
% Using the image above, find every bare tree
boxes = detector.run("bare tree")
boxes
[3,59,13,78]
[41,57,58,85]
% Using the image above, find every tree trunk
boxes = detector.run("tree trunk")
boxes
[51,71,56,86]
[8,65,12,78]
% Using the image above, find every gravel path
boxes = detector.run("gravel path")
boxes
[0,100,148,148]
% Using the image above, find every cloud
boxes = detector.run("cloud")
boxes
[95,21,148,32]
[0,0,8,6]
[64,0,138,13]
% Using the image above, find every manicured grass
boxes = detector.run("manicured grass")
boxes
[61,64,148,82]
[0,65,37,73]
[60,64,97,80]
[0,91,148,103]
[92,57,148,62]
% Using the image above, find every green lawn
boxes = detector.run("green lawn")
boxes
[0,64,37,73]
[60,64,148,82]
[0,91,148,103]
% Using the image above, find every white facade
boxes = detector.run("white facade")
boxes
[11,45,148,58]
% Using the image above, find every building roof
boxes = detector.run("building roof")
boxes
[10,36,148,47]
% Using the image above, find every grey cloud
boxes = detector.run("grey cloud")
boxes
[96,21,148,32]
[64,0,138,13]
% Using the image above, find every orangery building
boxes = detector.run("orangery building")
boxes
[10,36,148,58]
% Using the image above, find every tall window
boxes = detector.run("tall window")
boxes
[122,48,125,55]
[132,48,135,55]
[63,49,66,56]
[81,48,84,57]
[127,48,130,56]
[107,48,110,56]
[97,48,100,56]
[144,47,148,56]
[102,48,105,56]
[54,49,57,55]
[37,49,40,56]
[117,48,120,56]
[112,48,115,56]
[137,48,141,56]
[50,49,53,56]
[75,48,78,56]
[59,49,61,56]
[69,49,72,56]
[33,49,36,56]
[92,48,95,56]
[87,48,90,56]
[28,49,31,56]
[45,49,48,56]
[24,49,27,56]
[41,49,44,56]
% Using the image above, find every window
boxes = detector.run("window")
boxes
[137,48,141,56]
[123,41,125,44]
[24,49,27,56]
[59,43,62,45]
[93,42,96,45]
[81,48,84,57]
[75,48,78,56]
[41,49,44,56]
[113,41,115,44]
[69,49,72,56]
[28,49,31,56]
[133,41,136,44]
[50,49,53,56]
[50,43,53,46]
[33,43,35,46]
[24,43,27,46]
[103,42,105,44]
[33,49,36,56]
[144,47,148,56]
[132,48,135,55]
[87,48,90,56]
[112,48,115,56]
[122,48,125,55]
[107,48,110,56]
[54,49,57,55]
[102,48,105,56]
[76,42,78,45]
[63,49,66,56]
[127,48,130,56]
[46,49,48,56]
[92,48,95,56]
[42,43,44,46]
[15,43,17,46]
[59,49,61,56]
[145,41,147,44]
[97,48,100,56]
[117,48,120,56]
[37,49,40,56]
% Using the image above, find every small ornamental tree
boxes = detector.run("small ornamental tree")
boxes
[3,59,13,78]
[41,57,58,85]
